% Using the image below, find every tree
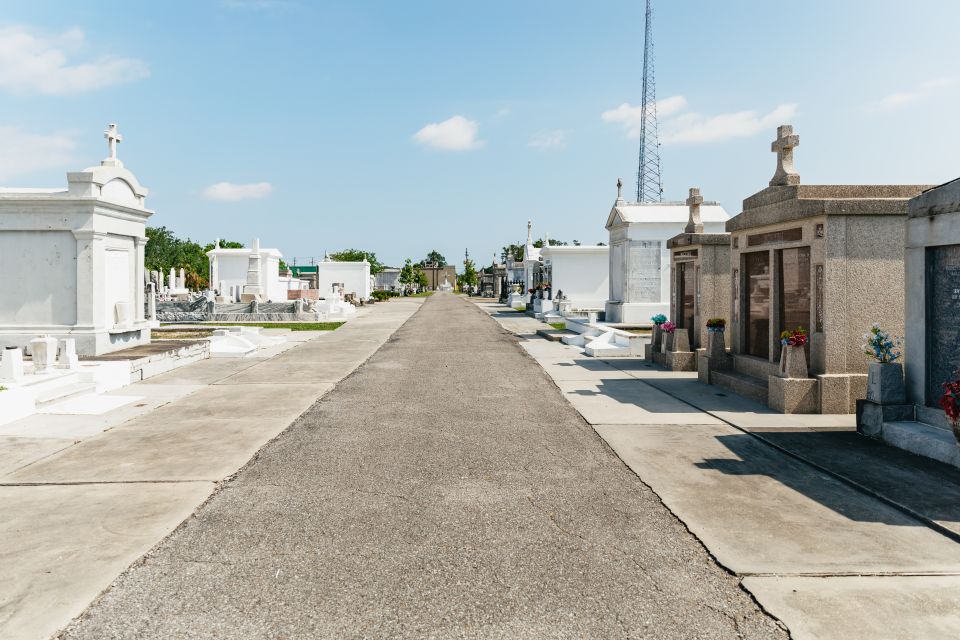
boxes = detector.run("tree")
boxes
[501,244,524,262]
[533,238,568,248]
[421,250,447,267]
[459,258,478,289]
[328,249,384,274]
[145,226,211,289]
[398,258,415,292]
[414,264,428,290]
[572,239,581,246]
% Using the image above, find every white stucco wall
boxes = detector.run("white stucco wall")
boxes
[542,246,609,310]
[316,261,372,299]
[208,250,283,301]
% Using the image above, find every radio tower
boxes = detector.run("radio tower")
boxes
[636,0,663,202]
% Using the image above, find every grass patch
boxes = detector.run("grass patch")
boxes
[407,291,435,298]
[548,322,566,330]
[202,322,344,331]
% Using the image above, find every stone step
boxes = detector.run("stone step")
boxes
[34,381,98,407]
[711,369,769,405]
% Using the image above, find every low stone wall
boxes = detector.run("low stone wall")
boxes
[156,300,315,323]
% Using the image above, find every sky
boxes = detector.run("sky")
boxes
[1,0,958,268]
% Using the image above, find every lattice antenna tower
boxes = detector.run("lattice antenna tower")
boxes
[636,0,663,203]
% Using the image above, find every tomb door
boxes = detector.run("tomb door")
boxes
[926,245,960,406]
[677,261,696,346]
[778,247,812,360]
[744,251,771,359]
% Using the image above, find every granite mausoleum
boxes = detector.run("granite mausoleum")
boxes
[709,124,930,414]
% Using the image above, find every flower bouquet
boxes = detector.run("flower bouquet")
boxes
[661,321,676,334]
[706,318,726,333]
[940,371,960,443]
[780,326,807,347]
[862,323,902,363]
[651,314,667,326]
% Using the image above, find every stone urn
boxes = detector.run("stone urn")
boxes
[652,325,663,351]
[672,328,691,352]
[707,329,726,361]
[778,345,808,379]
[866,362,906,405]
[662,331,674,354]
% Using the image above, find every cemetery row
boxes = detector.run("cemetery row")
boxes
[488,124,960,469]
[0,124,395,425]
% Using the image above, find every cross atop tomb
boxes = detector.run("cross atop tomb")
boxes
[685,187,704,234]
[769,124,800,187]
[616,177,624,204]
[103,123,123,167]
[526,219,532,246]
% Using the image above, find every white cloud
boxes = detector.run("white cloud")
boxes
[0,26,149,95]
[413,115,485,151]
[527,129,568,150]
[202,181,274,201]
[872,77,956,112]
[602,96,797,145]
[0,126,77,180]
[601,96,688,138]
[661,103,797,144]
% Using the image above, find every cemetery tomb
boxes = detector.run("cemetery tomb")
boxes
[207,238,286,303]
[667,188,732,353]
[605,178,729,324]
[713,124,930,414]
[315,257,372,300]
[858,177,960,468]
[540,245,609,317]
[0,124,153,356]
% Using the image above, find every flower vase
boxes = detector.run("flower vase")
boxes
[662,332,674,354]
[708,329,726,361]
[778,345,808,379]
[652,325,662,351]
[865,362,905,405]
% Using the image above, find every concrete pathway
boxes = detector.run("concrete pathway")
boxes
[475,301,960,639]
[0,299,423,640]
[59,293,784,639]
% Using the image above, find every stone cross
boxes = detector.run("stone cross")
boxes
[685,187,704,234]
[526,220,532,246]
[103,123,123,166]
[770,124,800,186]
[616,177,624,202]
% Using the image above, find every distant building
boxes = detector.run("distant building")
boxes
[420,262,457,291]
[376,267,401,291]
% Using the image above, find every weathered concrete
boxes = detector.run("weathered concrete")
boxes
[743,576,960,640]
[482,300,960,638]
[61,293,783,640]
[0,299,424,640]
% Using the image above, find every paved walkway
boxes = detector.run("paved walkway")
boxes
[61,293,784,639]
[1,299,423,640]
[477,300,960,640]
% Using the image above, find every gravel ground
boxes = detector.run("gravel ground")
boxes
[62,293,787,639]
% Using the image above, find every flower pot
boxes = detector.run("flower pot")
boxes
[652,325,662,350]
[778,345,808,379]
[708,329,726,361]
[672,328,691,352]
[662,332,674,354]
[865,362,906,405]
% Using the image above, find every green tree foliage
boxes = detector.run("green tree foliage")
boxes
[414,264,428,290]
[328,249,383,274]
[501,243,524,262]
[459,258,478,289]
[398,258,417,291]
[145,228,247,290]
[533,238,569,248]
[421,250,447,267]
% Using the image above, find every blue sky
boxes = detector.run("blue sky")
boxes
[2,0,958,268]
